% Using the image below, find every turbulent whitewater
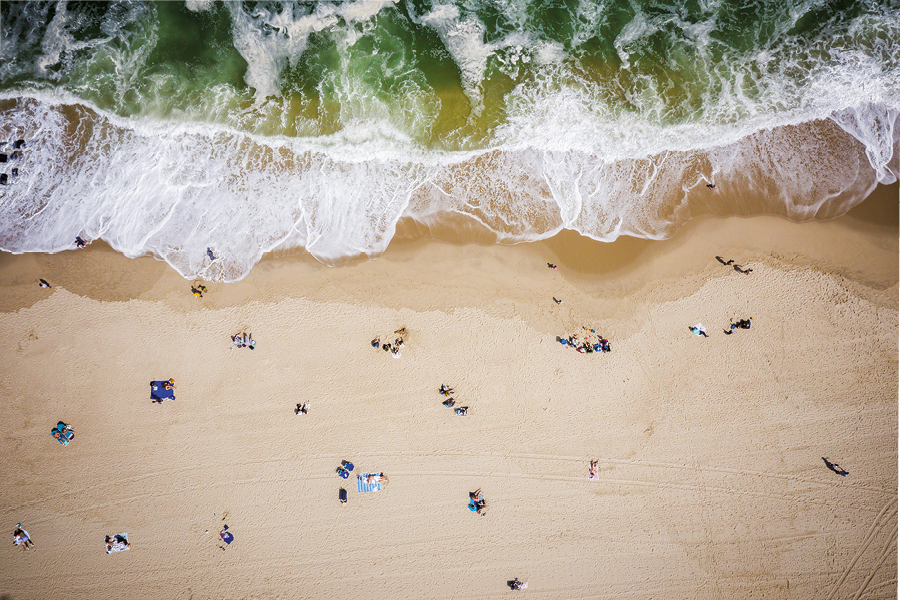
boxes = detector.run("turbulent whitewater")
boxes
[0,0,897,280]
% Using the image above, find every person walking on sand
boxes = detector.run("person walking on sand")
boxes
[822,457,849,476]
[38,279,51,288]
[553,297,562,305]
[716,256,734,266]
[547,263,557,269]
[733,264,752,274]
[706,183,717,190]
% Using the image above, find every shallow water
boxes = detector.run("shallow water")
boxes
[0,0,897,280]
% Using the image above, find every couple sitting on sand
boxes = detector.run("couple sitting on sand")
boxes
[371,327,407,358]
[724,318,752,334]
[51,421,74,446]
[468,489,486,514]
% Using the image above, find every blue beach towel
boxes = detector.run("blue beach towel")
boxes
[150,381,175,402]
[357,474,383,493]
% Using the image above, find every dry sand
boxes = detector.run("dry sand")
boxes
[0,186,896,600]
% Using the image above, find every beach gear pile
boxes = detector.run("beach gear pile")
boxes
[558,328,611,354]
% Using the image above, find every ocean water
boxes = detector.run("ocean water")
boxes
[0,0,897,281]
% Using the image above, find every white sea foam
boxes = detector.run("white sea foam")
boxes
[0,88,896,282]
[0,1,897,281]
[227,1,396,101]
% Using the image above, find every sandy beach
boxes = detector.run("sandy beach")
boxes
[0,185,896,600]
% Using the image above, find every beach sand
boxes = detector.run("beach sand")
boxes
[0,184,896,600]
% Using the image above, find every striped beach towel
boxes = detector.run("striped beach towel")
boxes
[357,474,382,493]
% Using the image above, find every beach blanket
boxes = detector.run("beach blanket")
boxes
[51,422,74,446]
[106,533,129,554]
[357,474,383,493]
[150,381,175,402]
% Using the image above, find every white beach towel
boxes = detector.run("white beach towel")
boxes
[106,533,129,554]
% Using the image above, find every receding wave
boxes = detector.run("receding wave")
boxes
[0,0,897,281]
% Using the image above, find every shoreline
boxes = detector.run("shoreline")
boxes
[0,182,896,315]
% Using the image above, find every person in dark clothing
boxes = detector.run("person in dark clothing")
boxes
[822,457,848,476]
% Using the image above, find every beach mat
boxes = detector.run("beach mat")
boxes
[357,474,382,493]
[150,381,175,402]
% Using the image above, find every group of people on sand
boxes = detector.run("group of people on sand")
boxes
[724,318,752,334]
[439,384,468,416]
[371,327,406,358]
[559,327,611,354]
[468,489,486,514]
[231,332,256,350]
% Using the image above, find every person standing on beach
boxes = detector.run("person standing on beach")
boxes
[13,525,33,550]
[822,457,849,476]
